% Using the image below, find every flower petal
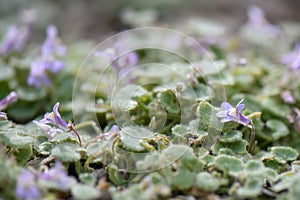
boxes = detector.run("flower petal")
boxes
[236,103,245,112]
[220,102,233,111]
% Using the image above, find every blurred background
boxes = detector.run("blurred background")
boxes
[1,0,299,43]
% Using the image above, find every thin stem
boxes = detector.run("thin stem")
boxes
[248,122,255,154]
[68,124,82,147]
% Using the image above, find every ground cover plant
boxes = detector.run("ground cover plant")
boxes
[1,3,300,200]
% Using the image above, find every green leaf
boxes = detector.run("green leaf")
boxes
[0,66,14,81]
[107,165,133,185]
[196,101,222,131]
[163,145,202,169]
[237,176,263,198]
[120,126,155,152]
[37,142,53,155]
[195,172,220,192]
[0,125,36,148]
[264,168,278,183]
[13,146,32,165]
[266,120,289,140]
[219,131,243,143]
[212,140,248,155]
[214,155,244,176]
[245,160,265,175]
[16,87,47,101]
[79,173,97,186]
[172,119,207,139]
[261,98,291,118]
[112,84,147,112]
[50,132,78,144]
[51,143,81,162]
[171,166,195,190]
[287,174,300,200]
[193,84,213,101]
[159,90,180,114]
[194,60,226,76]
[271,146,299,164]
[71,184,101,200]
[0,120,13,129]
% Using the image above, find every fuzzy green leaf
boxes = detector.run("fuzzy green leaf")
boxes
[271,146,299,164]
[266,120,289,140]
[120,126,154,152]
[195,172,220,192]
[214,155,244,176]
[51,143,81,162]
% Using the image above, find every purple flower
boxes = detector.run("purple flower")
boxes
[281,42,300,70]
[94,41,138,79]
[0,25,30,55]
[246,5,279,37]
[39,102,68,130]
[41,25,66,57]
[27,60,51,88]
[0,91,18,111]
[15,170,41,199]
[27,58,64,88]
[27,25,65,88]
[39,162,71,191]
[33,120,63,138]
[216,99,251,125]
[281,90,295,104]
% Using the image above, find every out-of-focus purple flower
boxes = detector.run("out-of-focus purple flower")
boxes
[15,170,41,199]
[39,102,68,130]
[216,99,251,125]
[281,42,300,70]
[27,58,64,88]
[27,25,65,88]
[0,91,18,111]
[39,162,71,191]
[246,5,280,37]
[27,60,51,88]
[94,42,138,78]
[0,26,30,55]
[281,90,295,104]
[41,25,66,57]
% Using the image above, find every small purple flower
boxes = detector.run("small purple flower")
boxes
[94,42,138,79]
[281,42,300,71]
[27,25,65,88]
[41,25,66,57]
[39,162,71,191]
[33,120,63,138]
[246,5,280,37]
[0,25,30,55]
[27,60,51,88]
[281,90,295,104]
[39,102,68,130]
[0,91,18,111]
[216,99,251,125]
[36,102,82,146]
[15,170,41,199]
